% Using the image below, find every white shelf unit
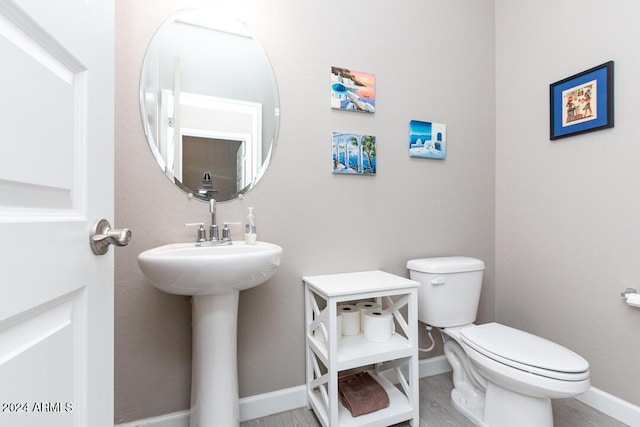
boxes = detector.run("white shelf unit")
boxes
[303,270,420,427]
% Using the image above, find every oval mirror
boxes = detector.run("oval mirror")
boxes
[139,9,280,202]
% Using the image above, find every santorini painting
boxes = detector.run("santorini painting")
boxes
[409,120,447,159]
[330,67,375,113]
[332,132,376,175]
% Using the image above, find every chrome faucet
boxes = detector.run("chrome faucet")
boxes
[185,199,239,246]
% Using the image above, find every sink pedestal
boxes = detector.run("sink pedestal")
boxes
[190,290,240,427]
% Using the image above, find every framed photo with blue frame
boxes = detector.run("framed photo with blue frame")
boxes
[549,61,614,140]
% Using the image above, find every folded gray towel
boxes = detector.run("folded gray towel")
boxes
[338,372,389,417]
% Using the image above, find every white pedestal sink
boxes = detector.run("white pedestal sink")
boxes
[137,241,283,427]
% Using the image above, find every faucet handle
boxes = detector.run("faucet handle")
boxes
[222,222,242,241]
[185,222,207,243]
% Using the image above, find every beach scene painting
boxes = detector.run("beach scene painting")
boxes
[409,120,447,159]
[332,132,376,175]
[330,67,375,113]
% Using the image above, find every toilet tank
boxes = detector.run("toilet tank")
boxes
[407,257,485,327]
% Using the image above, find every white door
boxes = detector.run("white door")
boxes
[0,0,115,426]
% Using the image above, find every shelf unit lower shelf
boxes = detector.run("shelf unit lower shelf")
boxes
[308,332,413,371]
[308,371,413,427]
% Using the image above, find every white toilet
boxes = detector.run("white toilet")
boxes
[407,256,590,427]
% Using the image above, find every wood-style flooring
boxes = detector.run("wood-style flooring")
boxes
[241,373,627,427]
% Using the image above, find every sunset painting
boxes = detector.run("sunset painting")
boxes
[330,67,375,113]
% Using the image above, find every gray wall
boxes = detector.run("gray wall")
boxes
[495,0,640,407]
[115,0,495,423]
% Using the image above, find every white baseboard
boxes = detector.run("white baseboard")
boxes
[418,354,451,377]
[115,410,190,427]
[238,383,307,422]
[115,355,639,427]
[576,386,640,426]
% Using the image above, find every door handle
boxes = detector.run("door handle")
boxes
[90,218,132,255]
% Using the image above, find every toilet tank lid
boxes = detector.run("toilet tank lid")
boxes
[407,256,485,274]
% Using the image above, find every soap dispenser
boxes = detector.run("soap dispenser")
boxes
[244,207,257,245]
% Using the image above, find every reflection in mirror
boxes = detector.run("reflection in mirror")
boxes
[140,9,280,202]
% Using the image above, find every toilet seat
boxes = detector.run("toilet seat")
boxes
[460,323,589,381]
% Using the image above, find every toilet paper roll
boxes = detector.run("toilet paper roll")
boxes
[338,304,360,336]
[356,301,382,329]
[363,309,395,343]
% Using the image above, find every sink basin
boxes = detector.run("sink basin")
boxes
[137,241,283,295]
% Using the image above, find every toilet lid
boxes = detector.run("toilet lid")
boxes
[460,323,589,377]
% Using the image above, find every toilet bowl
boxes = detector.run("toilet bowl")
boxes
[407,257,590,427]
